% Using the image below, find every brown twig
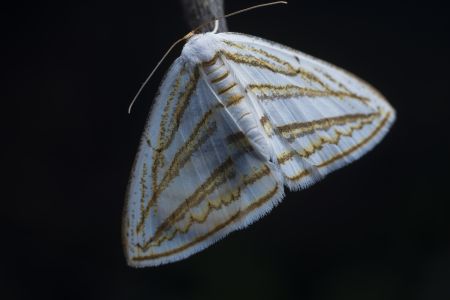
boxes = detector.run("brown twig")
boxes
[180,0,228,33]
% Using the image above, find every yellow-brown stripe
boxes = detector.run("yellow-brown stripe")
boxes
[222,44,332,92]
[226,132,252,150]
[248,83,369,104]
[286,112,391,181]
[139,157,236,246]
[149,164,272,248]
[260,115,274,136]
[158,67,186,149]
[132,184,279,261]
[211,71,230,84]
[277,151,296,165]
[139,163,148,217]
[162,68,201,149]
[218,82,237,95]
[277,111,379,139]
[221,42,372,105]
[202,53,220,67]
[137,109,216,233]
[223,51,297,76]
[277,114,379,164]
[225,94,245,107]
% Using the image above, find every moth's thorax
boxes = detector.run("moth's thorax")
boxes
[181,32,219,66]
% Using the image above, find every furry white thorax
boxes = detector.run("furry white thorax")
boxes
[181,32,220,66]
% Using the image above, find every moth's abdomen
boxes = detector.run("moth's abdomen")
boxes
[202,54,271,161]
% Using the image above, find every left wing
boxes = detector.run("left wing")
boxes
[123,56,283,267]
[217,32,396,190]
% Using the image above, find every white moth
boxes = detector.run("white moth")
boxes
[123,26,395,267]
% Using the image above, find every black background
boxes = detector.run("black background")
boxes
[3,0,450,299]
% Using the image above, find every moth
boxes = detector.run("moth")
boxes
[123,11,395,267]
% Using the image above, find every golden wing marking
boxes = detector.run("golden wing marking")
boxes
[285,111,392,181]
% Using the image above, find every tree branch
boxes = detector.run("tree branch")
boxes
[180,0,228,33]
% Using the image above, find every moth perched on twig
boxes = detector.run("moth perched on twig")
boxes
[123,2,396,267]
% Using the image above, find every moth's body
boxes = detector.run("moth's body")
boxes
[123,31,395,267]
[184,33,271,160]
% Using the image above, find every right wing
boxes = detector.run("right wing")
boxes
[217,32,396,190]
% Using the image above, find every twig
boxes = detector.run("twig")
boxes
[180,0,228,33]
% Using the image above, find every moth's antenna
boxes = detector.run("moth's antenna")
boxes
[222,1,287,19]
[128,1,288,114]
[128,31,194,114]
[191,1,288,33]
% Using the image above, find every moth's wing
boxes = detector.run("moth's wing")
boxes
[217,32,396,190]
[123,57,283,267]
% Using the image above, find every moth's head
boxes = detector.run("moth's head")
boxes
[181,32,220,66]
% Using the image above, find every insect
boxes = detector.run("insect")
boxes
[123,2,396,267]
